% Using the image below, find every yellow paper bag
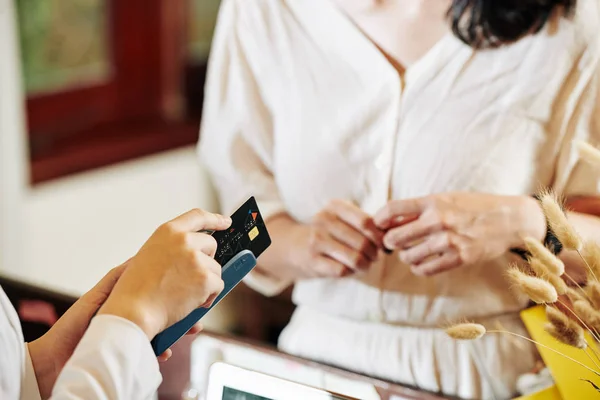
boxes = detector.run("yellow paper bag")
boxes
[520,305,600,399]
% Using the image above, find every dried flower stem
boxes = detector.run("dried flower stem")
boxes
[589,345,600,367]
[558,299,600,344]
[585,348,600,371]
[487,330,600,377]
[576,249,599,282]
[563,272,592,302]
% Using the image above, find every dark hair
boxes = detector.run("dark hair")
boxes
[448,0,577,48]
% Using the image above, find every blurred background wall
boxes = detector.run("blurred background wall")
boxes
[0,0,28,285]
[0,0,254,333]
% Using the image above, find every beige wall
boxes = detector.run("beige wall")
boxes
[0,0,29,279]
[0,0,236,332]
[14,147,239,332]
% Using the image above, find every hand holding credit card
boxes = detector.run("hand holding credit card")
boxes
[151,196,271,355]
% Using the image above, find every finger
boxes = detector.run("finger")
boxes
[200,291,220,308]
[186,322,204,335]
[187,233,219,257]
[399,232,452,265]
[383,217,442,251]
[326,200,384,247]
[381,214,420,230]
[81,263,128,305]
[194,251,222,278]
[312,255,350,278]
[374,198,426,230]
[326,217,379,261]
[200,273,225,308]
[317,234,371,271]
[411,250,460,277]
[169,209,232,233]
[158,349,172,362]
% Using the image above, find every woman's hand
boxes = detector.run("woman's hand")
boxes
[374,192,545,276]
[28,261,205,399]
[97,209,231,339]
[288,199,385,279]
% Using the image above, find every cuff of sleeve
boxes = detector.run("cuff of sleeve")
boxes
[22,345,42,400]
[53,315,162,399]
[255,199,287,225]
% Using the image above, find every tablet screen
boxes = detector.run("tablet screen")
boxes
[222,386,348,400]
[222,387,271,400]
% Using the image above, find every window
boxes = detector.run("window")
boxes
[16,0,221,183]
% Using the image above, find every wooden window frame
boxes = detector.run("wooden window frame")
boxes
[25,0,203,184]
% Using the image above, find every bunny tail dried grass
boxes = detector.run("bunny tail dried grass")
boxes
[528,258,567,295]
[529,258,550,278]
[566,286,587,304]
[539,192,583,252]
[546,306,572,329]
[582,240,600,282]
[548,274,568,295]
[573,300,600,332]
[446,323,486,340]
[575,140,600,168]
[587,282,600,310]
[524,237,565,276]
[545,323,587,349]
[507,268,558,304]
[486,329,600,377]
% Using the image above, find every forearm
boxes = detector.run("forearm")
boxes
[511,195,600,282]
[560,211,600,282]
[254,213,307,283]
[49,315,161,400]
[28,341,55,399]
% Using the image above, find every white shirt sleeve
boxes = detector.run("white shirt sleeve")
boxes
[0,287,36,400]
[22,345,42,400]
[49,315,162,400]
[552,12,600,196]
[198,0,292,297]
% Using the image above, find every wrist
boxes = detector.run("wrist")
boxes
[287,224,312,272]
[262,213,309,280]
[97,296,163,339]
[512,195,546,247]
[28,338,57,400]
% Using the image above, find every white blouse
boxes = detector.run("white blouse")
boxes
[199,0,600,398]
[0,288,161,400]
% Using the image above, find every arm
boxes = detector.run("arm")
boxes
[27,210,228,400]
[47,316,162,400]
[256,214,311,284]
[198,0,295,296]
[551,38,600,282]
[560,201,600,282]
[520,197,600,283]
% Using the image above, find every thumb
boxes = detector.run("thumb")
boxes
[82,263,129,305]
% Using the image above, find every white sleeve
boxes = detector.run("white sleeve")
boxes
[22,346,42,400]
[198,0,291,297]
[49,315,162,400]
[552,34,600,197]
[0,287,41,400]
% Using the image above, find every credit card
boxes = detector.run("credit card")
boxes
[150,196,271,355]
[212,196,271,266]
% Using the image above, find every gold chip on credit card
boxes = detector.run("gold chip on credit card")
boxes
[248,226,259,241]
